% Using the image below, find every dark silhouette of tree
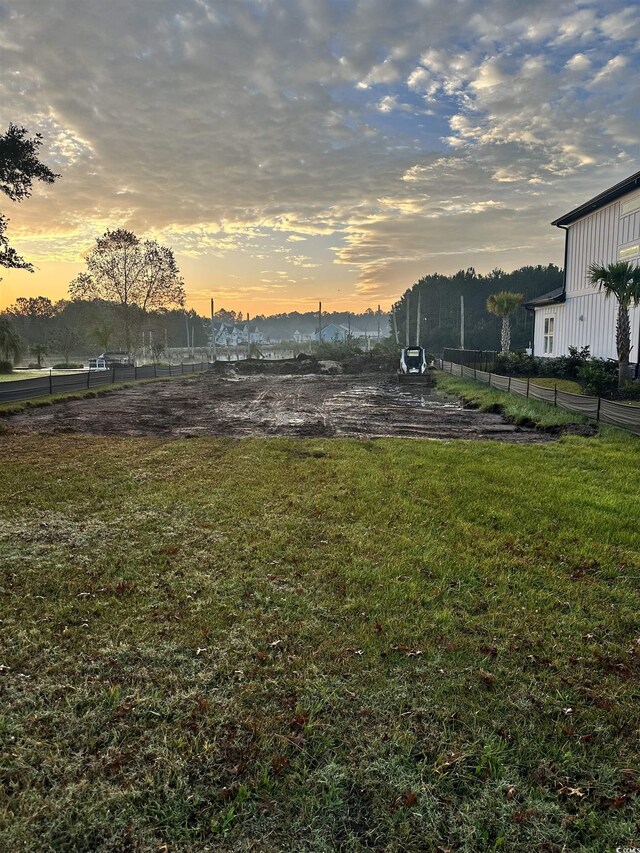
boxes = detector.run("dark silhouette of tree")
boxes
[7,295,56,318]
[0,317,23,364]
[52,325,83,365]
[69,229,185,352]
[0,124,59,276]
[30,343,47,367]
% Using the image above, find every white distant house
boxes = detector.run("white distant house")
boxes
[315,323,367,343]
[210,322,263,347]
[528,170,640,370]
[293,329,314,344]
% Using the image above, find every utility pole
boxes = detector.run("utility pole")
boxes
[210,297,216,362]
[392,310,399,345]
[416,290,421,348]
[377,304,381,340]
[405,295,410,348]
[460,294,465,350]
[247,311,250,359]
[184,312,190,358]
[318,301,322,343]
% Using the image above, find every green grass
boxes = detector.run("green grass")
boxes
[530,378,583,395]
[436,373,590,430]
[0,369,84,383]
[1,428,639,851]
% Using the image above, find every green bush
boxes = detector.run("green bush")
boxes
[0,360,13,374]
[315,340,364,360]
[577,359,617,397]
[494,351,536,376]
[52,362,84,369]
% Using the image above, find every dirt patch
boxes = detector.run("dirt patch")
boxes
[3,372,555,442]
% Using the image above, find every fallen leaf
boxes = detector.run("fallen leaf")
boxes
[478,669,496,687]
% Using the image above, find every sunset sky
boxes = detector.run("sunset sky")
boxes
[1,0,639,317]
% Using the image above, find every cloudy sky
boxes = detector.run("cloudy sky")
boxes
[1,0,639,315]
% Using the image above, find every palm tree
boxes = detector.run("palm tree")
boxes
[588,261,640,389]
[29,343,47,368]
[0,317,23,366]
[486,291,524,354]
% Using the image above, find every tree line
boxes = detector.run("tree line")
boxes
[392,265,564,353]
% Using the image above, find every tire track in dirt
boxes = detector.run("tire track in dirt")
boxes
[4,372,554,443]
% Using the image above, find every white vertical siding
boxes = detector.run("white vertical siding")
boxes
[535,186,640,363]
[534,300,640,363]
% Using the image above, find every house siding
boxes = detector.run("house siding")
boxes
[535,186,640,362]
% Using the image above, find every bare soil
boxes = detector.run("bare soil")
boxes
[4,372,553,442]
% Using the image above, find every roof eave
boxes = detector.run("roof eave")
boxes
[551,170,640,228]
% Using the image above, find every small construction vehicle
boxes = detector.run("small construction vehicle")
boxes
[398,346,434,385]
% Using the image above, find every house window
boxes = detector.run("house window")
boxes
[543,317,554,354]
[621,194,640,218]
[619,243,640,260]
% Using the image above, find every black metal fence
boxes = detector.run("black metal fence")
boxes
[439,359,640,435]
[0,362,208,405]
[443,349,499,371]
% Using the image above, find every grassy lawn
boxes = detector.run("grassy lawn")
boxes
[0,369,83,383]
[0,371,42,382]
[435,373,590,430]
[529,378,583,395]
[1,425,639,851]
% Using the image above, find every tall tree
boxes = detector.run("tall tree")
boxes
[0,124,59,276]
[0,317,23,364]
[486,291,524,354]
[69,229,185,351]
[7,295,56,318]
[588,261,640,388]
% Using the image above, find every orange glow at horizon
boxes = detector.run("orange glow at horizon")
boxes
[0,258,396,318]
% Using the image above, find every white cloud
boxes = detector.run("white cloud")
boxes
[0,0,638,304]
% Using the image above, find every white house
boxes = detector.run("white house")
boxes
[210,322,263,347]
[529,170,640,371]
[315,323,367,343]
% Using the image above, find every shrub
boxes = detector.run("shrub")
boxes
[0,360,13,374]
[494,351,536,376]
[52,362,84,369]
[577,359,617,397]
[315,340,364,360]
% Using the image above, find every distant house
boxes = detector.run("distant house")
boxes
[529,170,640,368]
[315,323,366,343]
[210,322,263,347]
[237,323,264,345]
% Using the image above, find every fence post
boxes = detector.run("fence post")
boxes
[49,369,53,395]
[554,384,557,407]
[87,369,90,389]
[508,376,511,393]
[112,366,116,386]
[596,396,601,421]
[526,377,530,398]
[181,362,184,375]
[154,362,157,378]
